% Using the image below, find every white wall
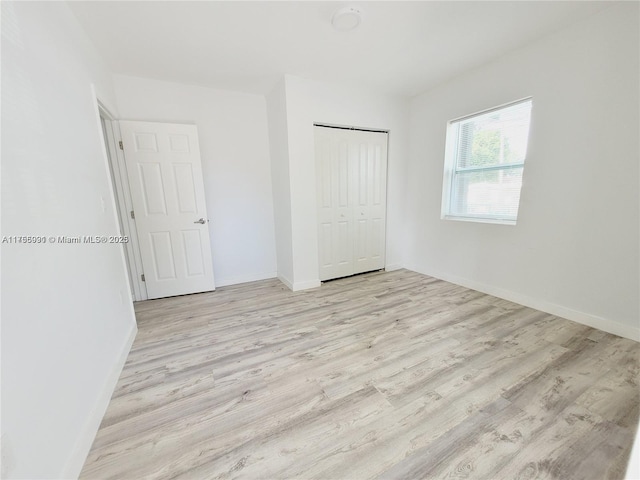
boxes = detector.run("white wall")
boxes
[282,75,410,289]
[406,3,639,340]
[1,2,137,478]
[266,79,295,287]
[113,75,277,287]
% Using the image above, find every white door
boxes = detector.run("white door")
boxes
[120,121,215,299]
[315,127,388,281]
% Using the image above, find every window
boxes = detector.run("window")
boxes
[442,98,533,224]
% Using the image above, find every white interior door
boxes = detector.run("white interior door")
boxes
[351,131,388,275]
[316,130,353,280]
[315,126,388,281]
[120,121,215,299]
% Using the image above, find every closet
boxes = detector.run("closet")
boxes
[315,125,388,281]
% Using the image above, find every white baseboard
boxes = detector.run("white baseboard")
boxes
[407,266,639,342]
[277,275,320,292]
[216,271,277,287]
[384,263,403,272]
[278,274,294,290]
[61,322,137,478]
[292,279,321,291]
[626,430,640,479]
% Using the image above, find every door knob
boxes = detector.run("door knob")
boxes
[194,218,207,224]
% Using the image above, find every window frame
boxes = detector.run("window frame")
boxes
[441,97,532,226]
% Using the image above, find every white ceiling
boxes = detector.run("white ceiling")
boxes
[68,1,611,97]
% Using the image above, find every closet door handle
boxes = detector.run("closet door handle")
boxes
[194,218,207,224]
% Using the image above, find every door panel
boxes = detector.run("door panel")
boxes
[319,223,333,267]
[337,220,350,266]
[139,163,167,214]
[181,230,205,276]
[173,164,198,213]
[120,121,215,299]
[315,126,388,281]
[149,231,176,280]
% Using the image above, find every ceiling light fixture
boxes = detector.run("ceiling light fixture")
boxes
[331,6,362,32]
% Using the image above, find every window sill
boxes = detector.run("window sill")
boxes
[442,215,517,226]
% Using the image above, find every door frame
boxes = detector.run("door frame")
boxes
[97,103,148,301]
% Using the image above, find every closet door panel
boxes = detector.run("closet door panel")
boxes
[316,127,387,281]
[317,128,353,280]
[352,132,387,275]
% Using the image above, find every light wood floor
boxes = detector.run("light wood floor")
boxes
[81,269,639,479]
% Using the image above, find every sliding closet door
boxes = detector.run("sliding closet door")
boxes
[316,127,354,280]
[351,131,388,275]
[315,126,388,281]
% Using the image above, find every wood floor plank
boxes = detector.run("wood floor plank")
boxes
[376,397,520,480]
[172,386,395,479]
[80,269,640,480]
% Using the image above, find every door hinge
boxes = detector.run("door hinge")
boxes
[119,140,124,150]
[130,210,135,219]
[141,274,145,282]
